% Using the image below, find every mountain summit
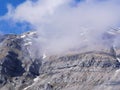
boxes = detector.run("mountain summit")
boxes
[0,32,119,90]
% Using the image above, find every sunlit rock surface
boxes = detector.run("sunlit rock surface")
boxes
[0,32,119,90]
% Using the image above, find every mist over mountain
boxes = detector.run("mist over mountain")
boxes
[1,0,120,55]
[0,31,118,90]
[0,0,120,90]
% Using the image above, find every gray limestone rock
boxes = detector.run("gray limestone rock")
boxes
[0,32,119,90]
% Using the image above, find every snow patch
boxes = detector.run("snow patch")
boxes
[114,69,120,78]
[114,58,120,77]
[20,35,26,38]
[23,76,40,90]
[23,85,31,90]
[24,42,32,46]
[43,53,47,59]
[27,31,36,36]
[117,57,120,63]
[33,76,39,82]
[107,29,120,35]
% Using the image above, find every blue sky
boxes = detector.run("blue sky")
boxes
[0,0,26,16]
[1,0,118,34]
[1,0,120,54]
[0,0,29,34]
[0,0,81,34]
[0,0,80,16]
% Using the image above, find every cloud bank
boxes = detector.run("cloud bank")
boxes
[2,0,120,55]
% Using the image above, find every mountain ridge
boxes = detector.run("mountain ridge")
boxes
[0,32,119,90]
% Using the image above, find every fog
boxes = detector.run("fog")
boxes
[2,0,120,55]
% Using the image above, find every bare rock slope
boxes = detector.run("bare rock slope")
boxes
[0,33,120,90]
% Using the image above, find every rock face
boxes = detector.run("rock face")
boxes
[0,32,120,90]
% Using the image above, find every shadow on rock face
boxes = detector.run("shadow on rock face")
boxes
[1,51,25,77]
[29,59,42,76]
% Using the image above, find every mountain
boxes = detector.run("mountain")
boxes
[0,32,119,90]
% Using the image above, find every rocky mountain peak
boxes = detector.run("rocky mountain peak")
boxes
[0,32,119,90]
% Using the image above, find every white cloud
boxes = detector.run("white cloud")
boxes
[2,0,120,55]
[6,0,70,24]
